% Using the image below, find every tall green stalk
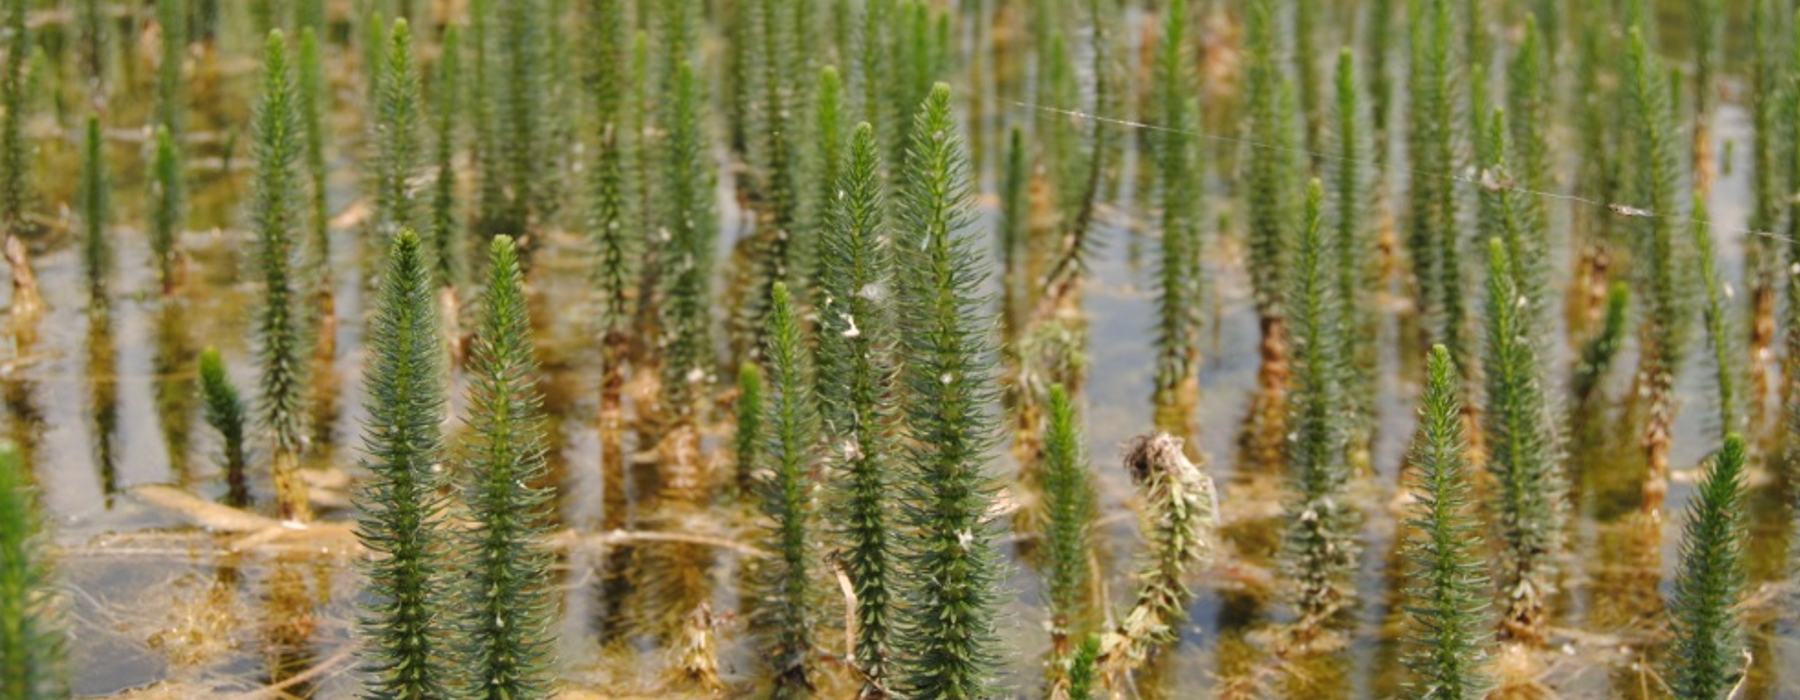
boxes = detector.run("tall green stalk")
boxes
[0,441,63,700]
[1624,25,1692,512]
[1150,0,1202,425]
[458,235,556,700]
[149,125,183,295]
[734,362,764,499]
[1281,179,1359,639]
[1506,18,1549,242]
[1244,0,1293,343]
[1481,238,1563,642]
[1667,434,1748,700]
[816,121,900,690]
[198,347,249,508]
[1691,194,1741,438]
[490,0,547,238]
[756,282,817,699]
[297,27,329,289]
[354,230,457,700]
[1041,384,1097,693]
[428,25,461,288]
[154,0,186,137]
[372,19,423,240]
[1400,345,1491,700]
[1332,48,1376,435]
[1407,0,1463,359]
[893,84,1004,700]
[739,0,803,360]
[1573,283,1631,402]
[1,0,32,238]
[250,30,312,522]
[658,58,716,424]
[586,1,632,301]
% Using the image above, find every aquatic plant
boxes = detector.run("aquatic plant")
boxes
[428,25,461,288]
[297,27,329,288]
[470,0,502,240]
[250,30,313,523]
[816,121,900,690]
[1243,0,1295,389]
[77,0,104,88]
[1064,634,1100,700]
[1624,25,1692,512]
[1041,383,1096,693]
[857,0,893,137]
[78,115,107,299]
[1407,0,1463,361]
[458,235,556,700]
[1100,433,1213,684]
[1481,238,1564,643]
[736,0,803,360]
[1281,179,1359,641]
[354,230,458,700]
[1332,48,1376,437]
[198,347,250,509]
[154,0,186,137]
[1573,283,1631,402]
[999,127,1026,342]
[1691,195,1742,437]
[372,19,423,240]
[892,83,1004,700]
[1745,0,1781,410]
[755,282,818,698]
[802,64,844,296]
[1293,0,1323,163]
[1366,0,1396,179]
[490,0,548,239]
[0,440,64,700]
[584,0,634,455]
[0,0,32,238]
[1667,434,1748,700]
[1149,0,1203,430]
[657,58,717,424]
[1572,22,1620,328]
[1400,345,1491,700]
[734,362,764,499]
[1690,0,1724,193]
[148,126,183,296]
[1505,18,1549,240]
[363,11,390,125]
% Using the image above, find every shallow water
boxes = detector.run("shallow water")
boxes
[8,1,1800,698]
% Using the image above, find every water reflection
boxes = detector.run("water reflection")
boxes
[152,299,196,486]
[84,300,119,506]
